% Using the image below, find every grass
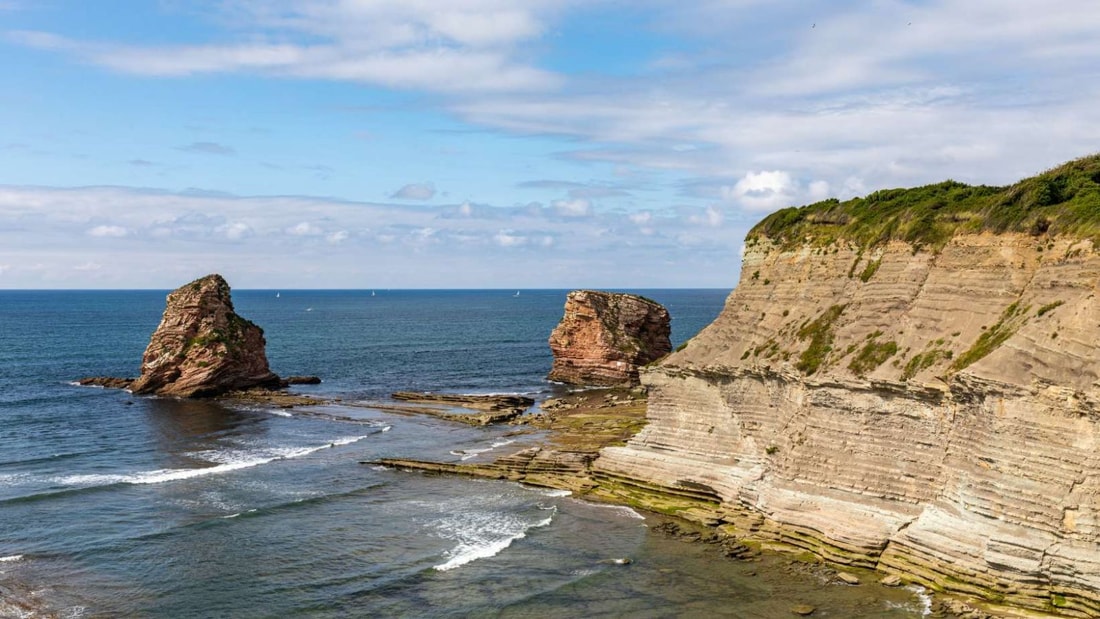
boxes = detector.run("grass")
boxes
[748,153,1100,251]
[950,301,1028,371]
[795,304,846,375]
[848,339,898,377]
[858,258,883,282]
[1037,300,1064,317]
[900,348,952,381]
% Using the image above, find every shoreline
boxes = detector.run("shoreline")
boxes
[63,381,1017,617]
[367,386,1022,619]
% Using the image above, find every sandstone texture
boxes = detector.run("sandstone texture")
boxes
[594,233,1100,617]
[128,274,281,398]
[548,290,671,386]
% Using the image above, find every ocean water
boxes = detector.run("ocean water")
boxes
[0,289,930,618]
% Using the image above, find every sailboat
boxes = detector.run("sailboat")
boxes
[371,290,376,297]
[514,291,520,297]
[275,292,280,298]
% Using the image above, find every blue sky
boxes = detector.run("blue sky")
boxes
[2,0,1099,288]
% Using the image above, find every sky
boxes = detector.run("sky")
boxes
[2,0,1099,289]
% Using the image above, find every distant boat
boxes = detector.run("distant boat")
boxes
[276,292,280,298]
[514,291,520,297]
[371,290,376,297]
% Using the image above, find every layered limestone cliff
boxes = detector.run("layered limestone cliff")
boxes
[596,159,1100,617]
[129,274,281,397]
[548,290,671,386]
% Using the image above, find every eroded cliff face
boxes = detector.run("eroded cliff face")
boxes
[548,290,671,387]
[129,274,280,397]
[595,233,1100,616]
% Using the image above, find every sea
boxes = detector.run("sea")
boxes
[0,289,931,618]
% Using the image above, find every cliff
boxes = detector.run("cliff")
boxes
[595,155,1100,617]
[129,274,281,397]
[548,290,671,386]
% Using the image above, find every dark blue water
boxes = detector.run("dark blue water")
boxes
[0,289,928,617]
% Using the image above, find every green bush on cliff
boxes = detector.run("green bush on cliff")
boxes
[748,153,1100,251]
[950,301,1028,372]
[795,304,846,375]
[848,339,898,377]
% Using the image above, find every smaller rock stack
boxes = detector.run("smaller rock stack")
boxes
[547,290,672,387]
[128,274,281,397]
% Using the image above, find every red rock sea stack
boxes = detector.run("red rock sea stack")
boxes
[547,290,672,387]
[128,274,281,398]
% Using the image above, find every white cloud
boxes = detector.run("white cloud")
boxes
[723,171,799,212]
[391,182,436,201]
[8,1,566,94]
[693,206,723,227]
[219,222,253,240]
[494,230,527,247]
[0,184,747,288]
[87,224,128,237]
[808,180,831,202]
[287,222,323,236]
[73,261,102,271]
[551,198,592,217]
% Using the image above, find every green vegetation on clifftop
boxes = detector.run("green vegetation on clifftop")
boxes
[748,154,1100,250]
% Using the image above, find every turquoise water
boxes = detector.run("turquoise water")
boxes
[0,289,929,617]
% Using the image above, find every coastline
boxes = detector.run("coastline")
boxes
[369,386,1024,619]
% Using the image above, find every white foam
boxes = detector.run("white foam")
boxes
[56,436,370,487]
[539,489,572,498]
[0,473,29,486]
[571,499,644,520]
[491,439,515,449]
[433,510,555,572]
[0,555,23,562]
[380,426,392,432]
[267,409,293,418]
[222,508,257,519]
[906,585,933,617]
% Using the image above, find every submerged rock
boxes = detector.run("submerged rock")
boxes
[128,274,281,398]
[547,290,671,387]
[78,376,135,389]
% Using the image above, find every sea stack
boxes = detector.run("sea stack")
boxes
[128,274,281,398]
[548,290,671,387]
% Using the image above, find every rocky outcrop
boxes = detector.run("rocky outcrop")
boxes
[128,274,281,398]
[593,230,1100,617]
[548,290,671,386]
[78,376,135,389]
[387,392,535,425]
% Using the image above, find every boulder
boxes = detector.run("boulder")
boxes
[547,290,671,386]
[128,274,281,398]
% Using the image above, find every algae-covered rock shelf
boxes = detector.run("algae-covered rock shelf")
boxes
[596,154,1100,617]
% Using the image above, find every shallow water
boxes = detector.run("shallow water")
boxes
[0,289,929,617]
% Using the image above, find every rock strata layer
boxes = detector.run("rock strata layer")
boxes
[595,233,1100,617]
[548,290,671,386]
[128,274,281,398]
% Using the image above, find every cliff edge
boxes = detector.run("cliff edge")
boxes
[129,274,281,397]
[548,290,671,387]
[595,155,1100,617]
